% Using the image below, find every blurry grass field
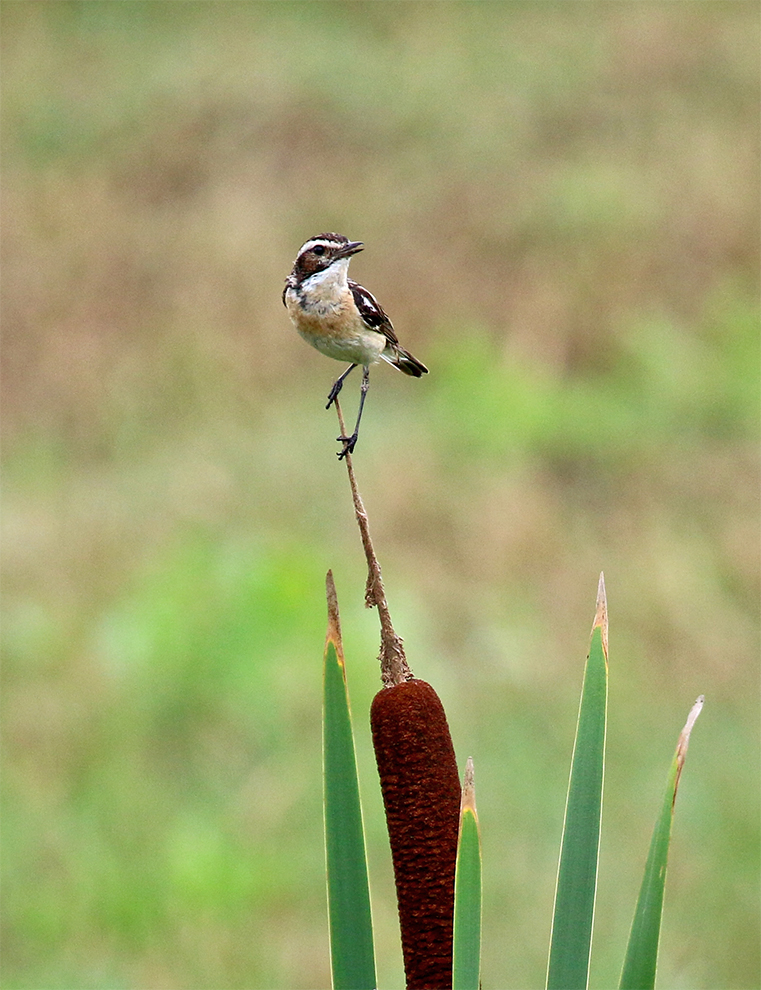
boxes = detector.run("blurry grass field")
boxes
[1,3,759,988]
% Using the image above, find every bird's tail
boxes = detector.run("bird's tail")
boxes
[383,344,428,378]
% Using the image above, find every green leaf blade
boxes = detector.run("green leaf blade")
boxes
[547,574,609,990]
[619,695,705,990]
[453,758,482,990]
[323,574,376,990]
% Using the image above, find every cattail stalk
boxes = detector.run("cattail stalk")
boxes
[334,398,461,989]
[333,398,410,688]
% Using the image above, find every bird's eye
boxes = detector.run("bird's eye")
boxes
[312,245,325,256]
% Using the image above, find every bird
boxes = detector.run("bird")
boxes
[283,232,428,459]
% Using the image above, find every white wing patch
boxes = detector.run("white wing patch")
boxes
[349,280,399,343]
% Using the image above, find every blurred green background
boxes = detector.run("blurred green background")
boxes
[2,3,758,988]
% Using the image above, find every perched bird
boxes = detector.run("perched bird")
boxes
[283,232,428,458]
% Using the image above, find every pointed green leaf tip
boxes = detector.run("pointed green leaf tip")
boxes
[547,573,608,990]
[461,757,477,816]
[453,758,482,990]
[593,571,609,663]
[673,694,704,801]
[619,695,704,990]
[325,569,344,671]
[323,571,376,990]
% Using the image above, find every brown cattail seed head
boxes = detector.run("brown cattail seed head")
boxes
[371,679,461,990]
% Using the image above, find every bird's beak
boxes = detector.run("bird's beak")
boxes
[336,240,364,259]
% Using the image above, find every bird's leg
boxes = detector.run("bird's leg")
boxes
[326,363,358,409]
[337,365,370,459]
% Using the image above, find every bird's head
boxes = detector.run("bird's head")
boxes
[290,233,364,283]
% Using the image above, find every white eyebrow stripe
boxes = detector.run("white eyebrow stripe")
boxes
[297,237,346,257]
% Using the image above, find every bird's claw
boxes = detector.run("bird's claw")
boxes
[326,380,343,410]
[336,433,358,459]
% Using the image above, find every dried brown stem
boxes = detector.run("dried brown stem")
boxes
[334,397,412,687]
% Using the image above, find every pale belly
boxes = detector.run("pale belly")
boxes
[298,324,386,366]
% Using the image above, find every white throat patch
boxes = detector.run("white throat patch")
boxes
[303,257,351,291]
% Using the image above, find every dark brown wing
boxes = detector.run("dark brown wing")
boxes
[349,279,399,345]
